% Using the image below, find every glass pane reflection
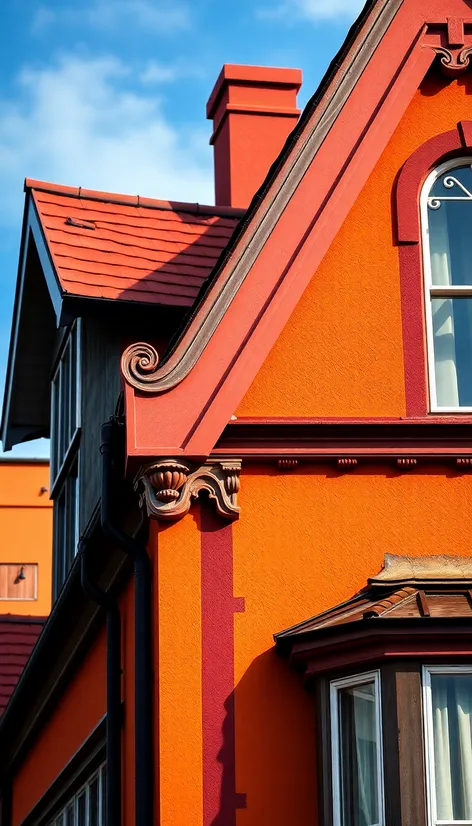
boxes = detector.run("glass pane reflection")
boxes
[428,165,472,287]
[431,298,472,406]
[338,681,379,826]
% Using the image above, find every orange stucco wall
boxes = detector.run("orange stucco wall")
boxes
[231,464,472,825]
[0,461,52,615]
[237,74,472,418]
[155,514,203,826]
[12,630,107,825]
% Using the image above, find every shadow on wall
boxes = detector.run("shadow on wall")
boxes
[215,647,318,826]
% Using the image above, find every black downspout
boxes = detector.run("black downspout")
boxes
[100,419,153,826]
[80,541,121,826]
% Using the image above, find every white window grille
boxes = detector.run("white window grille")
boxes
[49,764,106,826]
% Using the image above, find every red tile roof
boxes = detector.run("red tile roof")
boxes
[27,180,243,308]
[0,616,45,716]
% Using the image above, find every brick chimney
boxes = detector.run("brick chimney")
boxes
[206,64,302,209]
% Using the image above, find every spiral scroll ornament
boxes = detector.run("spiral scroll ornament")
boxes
[121,342,160,388]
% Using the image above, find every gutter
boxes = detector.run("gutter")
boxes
[79,542,121,826]
[100,419,153,826]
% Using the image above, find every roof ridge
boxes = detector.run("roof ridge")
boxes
[25,179,246,219]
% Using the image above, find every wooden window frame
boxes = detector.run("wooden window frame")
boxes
[316,661,427,826]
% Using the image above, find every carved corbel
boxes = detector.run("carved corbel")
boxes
[433,45,472,76]
[136,459,241,521]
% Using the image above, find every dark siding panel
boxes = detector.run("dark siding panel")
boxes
[79,318,122,532]
[78,311,184,533]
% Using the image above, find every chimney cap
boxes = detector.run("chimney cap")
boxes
[206,64,302,120]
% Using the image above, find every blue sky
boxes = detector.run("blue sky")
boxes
[0,0,364,457]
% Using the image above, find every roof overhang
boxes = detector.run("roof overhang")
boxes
[1,187,195,451]
[1,195,59,451]
[275,554,472,685]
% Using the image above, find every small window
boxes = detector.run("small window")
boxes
[48,765,106,826]
[330,671,384,826]
[423,666,472,826]
[421,159,472,411]
[51,321,81,598]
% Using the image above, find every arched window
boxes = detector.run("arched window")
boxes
[421,159,472,411]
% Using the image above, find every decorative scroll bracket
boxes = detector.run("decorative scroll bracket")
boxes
[433,45,472,76]
[136,459,241,521]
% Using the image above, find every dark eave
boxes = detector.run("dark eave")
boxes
[1,196,58,451]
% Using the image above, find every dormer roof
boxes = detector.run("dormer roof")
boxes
[28,180,242,309]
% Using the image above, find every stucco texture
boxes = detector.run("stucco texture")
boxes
[232,464,472,825]
[237,74,472,418]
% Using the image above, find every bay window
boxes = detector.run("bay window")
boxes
[276,555,472,826]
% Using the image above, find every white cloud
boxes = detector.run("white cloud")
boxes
[139,62,179,85]
[139,59,206,86]
[0,54,214,228]
[259,0,364,22]
[31,0,190,35]
[88,0,190,32]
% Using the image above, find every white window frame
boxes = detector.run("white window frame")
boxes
[330,669,385,826]
[420,156,472,413]
[422,664,472,826]
[49,763,106,826]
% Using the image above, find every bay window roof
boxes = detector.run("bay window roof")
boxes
[276,554,472,682]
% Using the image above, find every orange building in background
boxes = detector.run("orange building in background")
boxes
[0,459,52,616]
[0,459,51,717]
[3,2,472,826]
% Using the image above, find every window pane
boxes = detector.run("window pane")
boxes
[89,776,99,826]
[77,792,86,826]
[431,674,472,821]
[431,298,472,406]
[428,166,472,286]
[338,680,379,826]
[65,803,75,826]
[101,765,107,826]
